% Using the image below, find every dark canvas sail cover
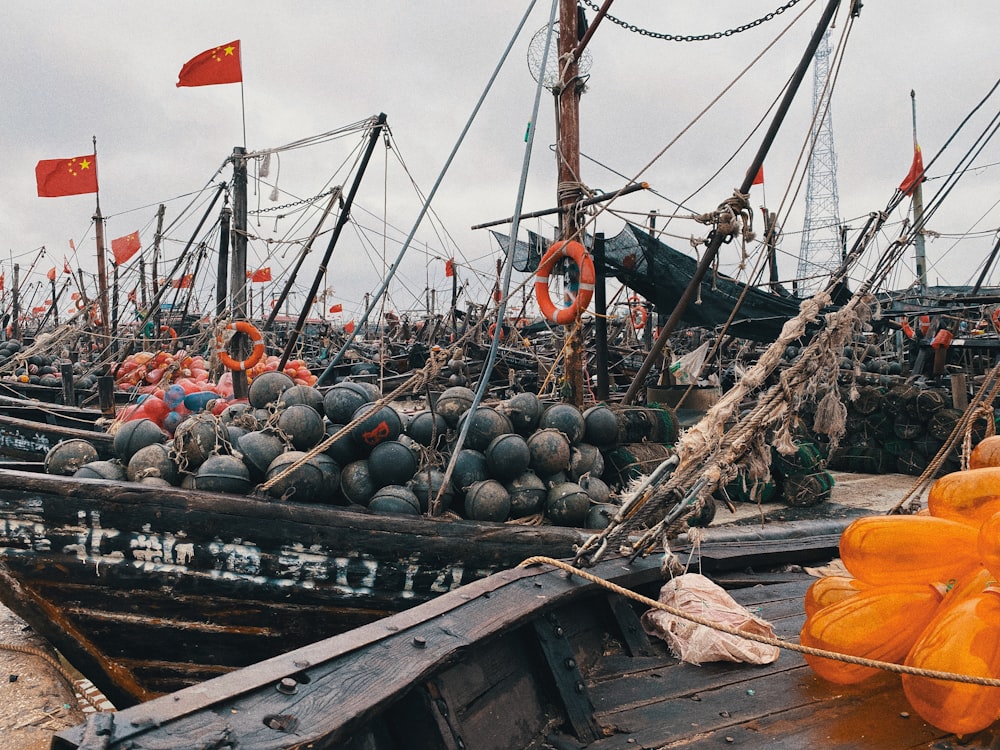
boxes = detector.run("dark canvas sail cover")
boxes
[494,224,804,341]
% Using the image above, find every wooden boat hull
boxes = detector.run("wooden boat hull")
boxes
[0,469,590,708]
[53,524,988,749]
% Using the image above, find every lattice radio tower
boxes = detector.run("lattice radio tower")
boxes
[796,30,843,296]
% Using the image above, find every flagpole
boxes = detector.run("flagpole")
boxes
[92,135,112,349]
[910,89,927,299]
[240,82,247,149]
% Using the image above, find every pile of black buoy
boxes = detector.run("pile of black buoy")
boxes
[43,373,688,531]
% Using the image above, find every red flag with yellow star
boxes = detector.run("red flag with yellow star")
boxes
[35,154,98,197]
[176,41,242,87]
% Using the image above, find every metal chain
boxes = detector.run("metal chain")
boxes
[248,187,339,215]
[578,0,805,42]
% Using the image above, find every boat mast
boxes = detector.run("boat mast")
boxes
[910,89,928,298]
[557,0,586,406]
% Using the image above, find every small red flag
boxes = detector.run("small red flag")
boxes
[171,274,193,289]
[247,267,271,283]
[127,288,137,302]
[899,144,925,197]
[70,291,80,300]
[63,257,72,274]
[445,258,454,277]
[111,231,141,265]
[751,166,764,185]
[329,303,343,313]
[344,320,356,334]
[47,267,56,281]
[0,274,5,291]
[35,154,98,197]
[176,41,242,87]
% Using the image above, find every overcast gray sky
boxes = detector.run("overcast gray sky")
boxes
[3,1,999,321]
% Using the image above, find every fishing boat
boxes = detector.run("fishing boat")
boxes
[0,466,593,709]
[52,513,999,750]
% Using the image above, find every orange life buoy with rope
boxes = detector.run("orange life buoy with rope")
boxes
[161,325,177,341]
[534,240,595,326]
[217,320,265,372]
[629,296,647,330]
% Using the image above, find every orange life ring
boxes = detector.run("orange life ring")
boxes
[75,297,86,311]
[161,325,177,341]
[533,240,595,326]
[217,320,265,372]
[629,297,647,330]
[488,322,504,341]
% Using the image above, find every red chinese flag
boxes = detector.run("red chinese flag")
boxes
[63,258,72,274]
[751,166,764,185]
[47,267,56,281]
[445,258,454,277]
[0,273,5,291]
[176,41,242,87]
[344,320,356,334]
[172,274,193,289]
[329,303,343,314]
[35,154,98,197]
[899,144,925,197]
[111,231,141,265]
[249,267,272,283]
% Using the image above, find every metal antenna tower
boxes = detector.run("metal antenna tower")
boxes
[796,30,842,296]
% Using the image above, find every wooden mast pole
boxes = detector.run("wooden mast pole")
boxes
[558,0,585,406]
[230,146,249,399]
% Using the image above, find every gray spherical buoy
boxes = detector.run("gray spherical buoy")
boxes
[434,386,475,427]
[248,371,295,409]
[277,403,325,451]
[278,384,325,416]
[126,443,179,485]
[527,428,571,476]
[368,439,417,488]
[457,406,513,453]
[501,392,542,436]
[72,459,127,482]
[113,418,165,464]
[238,430,287,480]
[44,439,100,476]
[196,454,252,494]
[350,403,402,452]
[323,382,373,424]
[539,403,586,445]
[583,404,618,448]
[173,413,227,470]
[340,460,376,506]
[265,450,325,502]
[545,481,591,527]
[463,479,511,522]
[504,471,547,518]
[485,433,531,482]
[368,485,422,516]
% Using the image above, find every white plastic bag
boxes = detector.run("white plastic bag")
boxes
[640,573,780,665]
[669,342,710,385]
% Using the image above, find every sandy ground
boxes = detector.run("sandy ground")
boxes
[0,470,928,749]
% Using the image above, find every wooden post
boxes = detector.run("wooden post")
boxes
[230,147,249,399]
[61,363,76,406]
[11,264,19,341]
[98,375,115,418]
[593,233,609,401]
[151,204,165,343]
[93,208,111,348]
[217,203,230,319]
